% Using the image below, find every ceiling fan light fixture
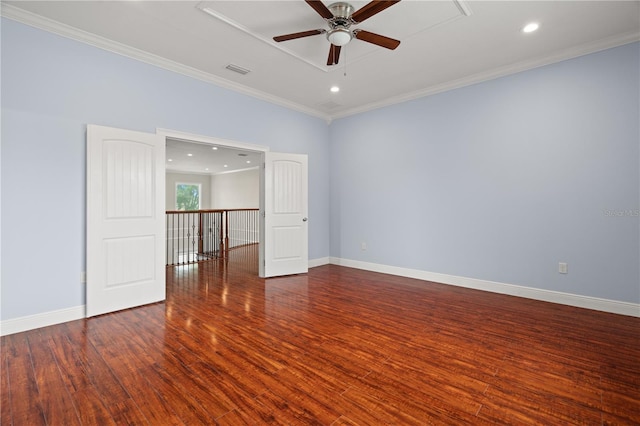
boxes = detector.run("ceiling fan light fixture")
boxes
[327,28,352,46]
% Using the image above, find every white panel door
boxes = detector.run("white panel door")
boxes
[86,125,165,317]
[262,152,308,277]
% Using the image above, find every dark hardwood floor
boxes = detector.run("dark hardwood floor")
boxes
[2,245,639,425]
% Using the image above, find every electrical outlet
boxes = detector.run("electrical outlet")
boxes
[361,242,367,251]
[558,263,568,274]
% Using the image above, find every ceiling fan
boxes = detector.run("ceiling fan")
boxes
[273,0,401,66]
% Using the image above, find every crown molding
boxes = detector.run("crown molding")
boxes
[0,3,331,122]
[211,165,260,177]
[330,31,640,120]
[3,3,637,124]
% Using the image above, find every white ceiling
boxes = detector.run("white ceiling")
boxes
[166,138,262,175]
[3,1,639,122]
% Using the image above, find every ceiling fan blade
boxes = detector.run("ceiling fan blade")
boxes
[273,29,325,42]
[305,0,334,19]
[351,0,401,23]
[354,30,400,49]
[327,44,341,66]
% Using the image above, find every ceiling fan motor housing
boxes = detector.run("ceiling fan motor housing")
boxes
[327,2,354,45]
[328,2,354,21]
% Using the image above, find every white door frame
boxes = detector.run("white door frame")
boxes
[156,128,270,275]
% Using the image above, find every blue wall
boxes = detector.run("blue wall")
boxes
[329,42,639,303]
[2,18,639,323]
[1,19,330,320]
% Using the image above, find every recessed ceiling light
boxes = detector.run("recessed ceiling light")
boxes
[187,153,193,157]
[330,86,340,93]
[246,160,251,164]
[224,164,228,168]
[522,22,539,33]
[205,168,209,171]
[212,147,218,150]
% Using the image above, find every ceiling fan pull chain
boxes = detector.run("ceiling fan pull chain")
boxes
[344,47,348,77]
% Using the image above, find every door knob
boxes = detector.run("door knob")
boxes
[302,217,308,222]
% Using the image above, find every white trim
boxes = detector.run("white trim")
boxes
[309,257,330,268]
[330,257,640,318]
[166,169,214,177]
[1,305,86,336]
[453,0,473,17]
[0,3,329,122]
[331,32,640,120]
[3,258,636,335]
[211,166,260,176]
[3,2,638,122]
[166,168,260,177]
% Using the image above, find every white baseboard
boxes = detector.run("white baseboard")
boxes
[330,257,640,318]
[1,305,86,336]
[4,258,636,336]
[309,257,330,268]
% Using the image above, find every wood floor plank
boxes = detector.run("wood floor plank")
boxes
[254,390,333,426]
[26,328,82,425]
[600,377,640,423]
[49,322,151,425]
[85,315,197,425]
[3,332,47,425]
[71,386,117,426]
[1,333,14,425]
[142,364,216,425]
[2,245,639,424]
[336,386,427,425]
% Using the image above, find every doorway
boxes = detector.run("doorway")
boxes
[158,128,267,275]
[165,138,261,267]
[157,128,310,279]
[86,125,309,317]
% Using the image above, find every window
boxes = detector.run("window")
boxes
[176,183,201,211]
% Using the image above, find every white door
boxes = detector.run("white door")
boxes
[86,125,166,317]
[261,152,308,278]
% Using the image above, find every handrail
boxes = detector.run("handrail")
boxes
[165,208,258,214]
[165,208,259,266]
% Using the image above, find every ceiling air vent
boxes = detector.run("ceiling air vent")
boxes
[319,100,342,110]
[225,63,251,75]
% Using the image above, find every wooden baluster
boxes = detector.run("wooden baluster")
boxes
[224,210,230,258]
[218,211,224,258]
[198,211,203,258]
